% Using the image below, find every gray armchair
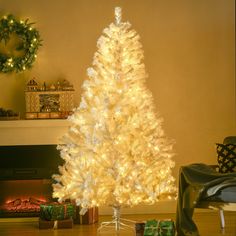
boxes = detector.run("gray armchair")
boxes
[196,136,236,229]
[176,136,236,236]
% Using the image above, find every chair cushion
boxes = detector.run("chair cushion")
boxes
[204,186,236,203]
[216,143,236,173]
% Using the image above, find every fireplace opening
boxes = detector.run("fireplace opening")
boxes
[0,145,63,218]
[0,179,51,217]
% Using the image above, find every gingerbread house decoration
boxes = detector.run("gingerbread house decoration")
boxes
[27,78,39,91]
[25,79,75,119]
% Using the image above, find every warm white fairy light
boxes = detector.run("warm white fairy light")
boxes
[53,7,176,211]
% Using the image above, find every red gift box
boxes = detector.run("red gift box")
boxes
[135,222,145,236]
[39,218,73,229]
[73,206,98,224]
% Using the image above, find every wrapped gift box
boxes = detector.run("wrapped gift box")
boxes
[73,206,98,224]
[39,218,73,229]
[40,202,75,221]
[143,219,175,236]
[135,222,145,236]
[158,220,175,236]
[144,220,159,236]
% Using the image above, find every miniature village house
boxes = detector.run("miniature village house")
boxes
[25,79,75,119]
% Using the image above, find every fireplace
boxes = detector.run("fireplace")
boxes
[0,145,63,217]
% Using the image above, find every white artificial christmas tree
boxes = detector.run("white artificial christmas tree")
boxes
[53,7,176,232]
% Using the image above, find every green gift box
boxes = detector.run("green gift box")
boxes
[158,220,175,236]
[144,219,175,236]
[40,202,75,221]
[144,220,159,236]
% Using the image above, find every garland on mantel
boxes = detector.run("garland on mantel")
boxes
[0,14,42,73]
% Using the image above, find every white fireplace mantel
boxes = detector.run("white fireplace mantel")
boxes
[0,119,70,146]
[0,119,177,214]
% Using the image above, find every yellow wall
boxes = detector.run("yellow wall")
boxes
[0,0,235,213]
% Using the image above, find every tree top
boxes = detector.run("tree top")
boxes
[115,7,122,25]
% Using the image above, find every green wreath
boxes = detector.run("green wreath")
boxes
[0,14,42,73]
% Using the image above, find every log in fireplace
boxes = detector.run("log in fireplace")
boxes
[0,145,63,217]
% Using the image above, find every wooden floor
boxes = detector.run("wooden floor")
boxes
[0,211,236,236]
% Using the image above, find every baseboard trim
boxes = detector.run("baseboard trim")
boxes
[99,200,177,215]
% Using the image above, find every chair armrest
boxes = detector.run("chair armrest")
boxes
[208,165,218,172]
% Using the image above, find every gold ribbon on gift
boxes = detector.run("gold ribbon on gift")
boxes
[92,207,95,224]
[63,204,68,219]
[80,214,83,224]
[53,220,58,229]
[79,206,88,224]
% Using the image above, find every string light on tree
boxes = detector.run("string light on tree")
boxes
[53,7,176,233]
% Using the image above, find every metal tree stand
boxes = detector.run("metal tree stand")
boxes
[97,206,136,235]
